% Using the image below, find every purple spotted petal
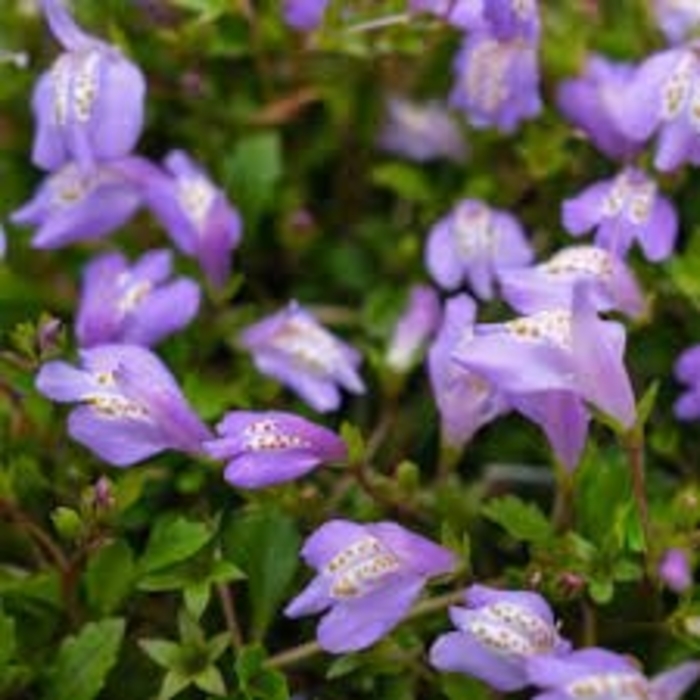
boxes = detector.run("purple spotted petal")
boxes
[11,160,143,249]
[285,520,455,653]
[32,0,146,170]
[75,249,200,348]
[240,302,365,413]
[203,410,346,489]
[36,344,210,466]
[450,31,541,133]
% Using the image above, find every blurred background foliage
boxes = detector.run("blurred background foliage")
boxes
[2,1,700,698]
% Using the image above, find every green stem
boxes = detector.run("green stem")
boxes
[623,428,652,561]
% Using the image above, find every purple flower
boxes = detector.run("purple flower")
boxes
[409,0,485,30]
[483,0,540,41]
[609,45,700,172]
[283,0,329,30]
[378,97,467,164]
[454,285,636,469]
[562,167,678,261]
[557,55,645,161]
[500,245,644,319]
[427,295,508,451]
[449,31,541,132]
[240,302,365,413]
[528,648,700,700]
[32,0,146,171]
[654,0,700,45]
[659,548,693,593]
[425,199,534,299]
[75,249,200,348]
[386,285,442,373]
[674,344,700,419]
[11,159,143,249]
[129,151,242,288]
[203,411,347,489]
[430,585,571,692]
[35,344,211,466]
[284,520,455,653]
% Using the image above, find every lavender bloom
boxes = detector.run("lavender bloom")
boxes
[455,285,636,469]
[386,285,442,373]
[283,0,328,30]
[285,520,455,653]
[35,345,211,466]
[654,0,700,44]
[203,411,346,489]
[409,0,485,30]
[610,44,700,172]
[240,302,365,413]
[430,585,571,692]
[425,199,534,299]
[378,97,467,164]
[483,0,540,41]
[11,159,143,249]
[562,167,678,261]
[557,56,645,161]
[75,249,200,348]
[427,295,508,451]
[131,151,242,288]
[32,0,146,171]
[659,548,693,593]
[674,344,700,419]
[500,246,644,319]
[449,31,541,132]
[528,648,700,700]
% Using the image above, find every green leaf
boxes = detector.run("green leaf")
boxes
[223,132,283,227]
[440,673,491,700]
[340,421,364,465]
[158,670,191,700]
[44,618,125,700]
[482,495,554,546]
[0,605,17,670]
[51,507,83,542]
[635,381,659,429]
[221,508,300,640]
[235,645,289,700]
[85,540,135,615]
[139,639,182,669]
[371,163,433,203]
[588,578,614,605]
[184,582,211,620]
[139,516,213,574]
[194,665,227,696]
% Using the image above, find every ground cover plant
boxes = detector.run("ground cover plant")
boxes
[3,0,700,698]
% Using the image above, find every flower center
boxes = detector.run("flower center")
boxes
[541,247,613,280]
[177,176,216,230]
[117,274,153,314]
[270,316,344,377]
[51,50,101,125]
[505,310,572,349]
[465,38,510,115]
[566,672,650,699]
[451,203,495,259]
[662,53,695,120]
[483,602,556,652]
[325,536,401,599]
[602,172,655,225]
[242,419,310,451]
[86,394,149,420]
